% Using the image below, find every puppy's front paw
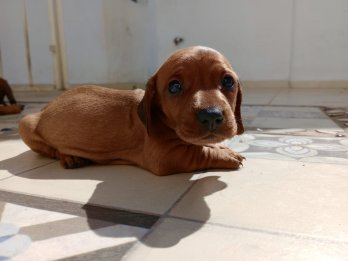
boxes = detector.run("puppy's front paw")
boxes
[218,146,245,169]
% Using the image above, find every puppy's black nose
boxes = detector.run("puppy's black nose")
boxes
[197,107,224,131]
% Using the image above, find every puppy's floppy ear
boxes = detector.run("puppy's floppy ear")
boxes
[235,85,244,135]
[138,76,156,135]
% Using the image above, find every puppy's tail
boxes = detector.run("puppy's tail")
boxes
[19,112,57,158]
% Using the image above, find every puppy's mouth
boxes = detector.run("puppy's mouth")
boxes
[178,131,228,145]
[201,132,227,143]
[175,119,237,145]
[202,134,218,140]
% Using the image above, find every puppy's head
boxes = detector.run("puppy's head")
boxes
[138,46,244,145]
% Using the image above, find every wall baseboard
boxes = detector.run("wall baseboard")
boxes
[11,84,55,91]
[242,80,348,89]
[242,81,288,89]
[290,80,348,89]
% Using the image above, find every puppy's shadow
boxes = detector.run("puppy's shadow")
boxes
[1,151,228,248]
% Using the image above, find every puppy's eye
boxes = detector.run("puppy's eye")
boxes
[221,75,235,90]
[168,80,182,95]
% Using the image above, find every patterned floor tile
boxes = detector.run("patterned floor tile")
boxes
[223,134,348,164]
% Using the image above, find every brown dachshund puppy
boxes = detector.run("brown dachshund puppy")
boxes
[19,46,244,175]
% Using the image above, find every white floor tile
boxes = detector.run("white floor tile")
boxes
[0,140,54,178]
[1,203,77,228]
[124,218,348,261]
[169,158,348,239]
[0,162,197,214]
[12,224,147,261]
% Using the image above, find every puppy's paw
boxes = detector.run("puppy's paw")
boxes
[219,146,245,169]
[59,154,93,169]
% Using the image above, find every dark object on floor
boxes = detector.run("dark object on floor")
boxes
[0,77,23,115]
[324,107,348,135]
[0,77,17,104]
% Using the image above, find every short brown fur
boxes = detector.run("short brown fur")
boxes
[19,46,244,175]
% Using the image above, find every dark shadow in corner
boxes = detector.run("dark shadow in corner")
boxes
[0,151,229,248]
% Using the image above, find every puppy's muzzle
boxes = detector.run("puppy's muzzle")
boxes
[197,107,224,131]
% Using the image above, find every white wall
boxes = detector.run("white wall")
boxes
[0,0,29,84]
[153,0,293,81]
[152,0,348,83]
[291,0,348,81]
[0,0,54,86]
[26,0,54,85]
[1,0,347,87]
[61,0,148,84]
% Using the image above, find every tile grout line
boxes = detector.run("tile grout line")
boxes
[77,201,161,219]
[162,175,204,218]
[166,215,348,246]
[0,189,159,229]
[0,188,161,221]
[0,160,58,182]
[130,174,204,246]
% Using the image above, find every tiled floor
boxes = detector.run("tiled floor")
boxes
[0,87,348,260]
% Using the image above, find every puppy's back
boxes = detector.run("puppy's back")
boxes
[35,86,146,158]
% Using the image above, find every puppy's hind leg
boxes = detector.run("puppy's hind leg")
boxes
[58,154,93,169]
[19,112,58,159]
[19,112,93,169]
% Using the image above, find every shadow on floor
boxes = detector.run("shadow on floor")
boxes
[1,150,228,248]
